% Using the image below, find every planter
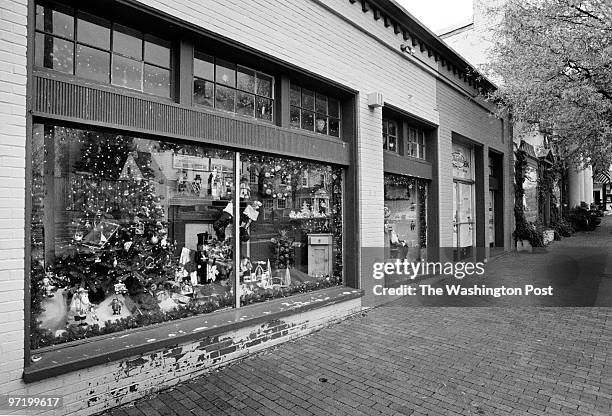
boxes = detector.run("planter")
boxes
[516,239,532,253]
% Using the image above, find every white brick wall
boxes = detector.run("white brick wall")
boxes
[0,0,27,395]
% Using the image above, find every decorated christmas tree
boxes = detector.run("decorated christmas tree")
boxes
[51,132,175,320]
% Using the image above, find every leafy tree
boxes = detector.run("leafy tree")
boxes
[486,0,612,171]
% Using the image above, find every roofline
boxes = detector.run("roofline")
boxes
[437,19,474,38]
[371,0,497,90]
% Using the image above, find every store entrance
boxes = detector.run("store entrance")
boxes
[453,181,475,260]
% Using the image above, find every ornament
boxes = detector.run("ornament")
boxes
[151,235,159,244]
[135,222,145,235]
[113,257,118,268]
[144,256,155,269]
[74,231,83,242]
[160,237,168,248]
[206,263,219,282]
[124,241,133,251]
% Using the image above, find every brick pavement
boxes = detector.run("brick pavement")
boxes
[101,218,612,416]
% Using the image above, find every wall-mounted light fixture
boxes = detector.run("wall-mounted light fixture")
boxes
[400,43,415,55]
[367,92,384,108]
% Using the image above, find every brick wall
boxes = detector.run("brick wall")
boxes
[0,0,28,398]
[3,298,361,415]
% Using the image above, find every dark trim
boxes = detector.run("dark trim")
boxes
[474,145,486,261]
[279,75,290,128]
[178,39,194,106]
[23,0,36,369]
[343,95,360,289]
[427,127,440,261]
[23,287,363,383]
[33,73,351,165]
[383,153,433,180]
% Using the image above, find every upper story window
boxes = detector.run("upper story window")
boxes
[407,125,426,160]
[193,52,274,122]
[382,118,398,152]
[289,84,340,137]
[35,2,172,98]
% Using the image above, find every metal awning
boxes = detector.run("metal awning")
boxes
[594,172,611,184]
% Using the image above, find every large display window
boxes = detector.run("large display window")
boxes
[30,125,343,349]
[383,174,428,262]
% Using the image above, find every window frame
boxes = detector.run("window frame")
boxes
[193,52,275,123]
[289,83,341,138]
[382,118,399,153]
[34,1,173,98]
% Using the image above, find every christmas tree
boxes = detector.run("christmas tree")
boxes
[53,132,175,316]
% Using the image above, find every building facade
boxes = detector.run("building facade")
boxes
[0,0,512,414]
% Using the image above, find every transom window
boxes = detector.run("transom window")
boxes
[407,125,426,160]
[290,84,340,137]
[193,52,274,122]
[34,2,172,98]
[382,118,398,152]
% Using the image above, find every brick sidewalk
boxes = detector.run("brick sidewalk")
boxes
[101,219,612,416]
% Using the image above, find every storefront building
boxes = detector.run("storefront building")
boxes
[1,0,512,413]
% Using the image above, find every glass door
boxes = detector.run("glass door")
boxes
[453,181,475,260]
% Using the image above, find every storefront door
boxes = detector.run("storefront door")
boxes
[453,181,475,260]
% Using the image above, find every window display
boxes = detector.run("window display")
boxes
[383,174,428,263]
[30,125,344,349]
[30,125,235,348]
[238,154,343,304]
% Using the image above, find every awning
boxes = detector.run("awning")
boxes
[594,172,611,184]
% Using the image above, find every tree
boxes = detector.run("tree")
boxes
[486,0,612,171]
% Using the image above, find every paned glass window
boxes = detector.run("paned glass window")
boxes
[407,126,427,159]
[35,2,172,98]
[194,52,274,122]
[382,118,398,152]
[290,84,340,137]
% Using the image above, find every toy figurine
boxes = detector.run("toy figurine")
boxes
[239,177,251,199]
[42,276,55,298]
[177,170,187,193]
[69,287,91,325]
[240,257,253,283]
[193,174,202,194]
[111,297,122,315]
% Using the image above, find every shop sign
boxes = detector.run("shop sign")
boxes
[452,143,472,180]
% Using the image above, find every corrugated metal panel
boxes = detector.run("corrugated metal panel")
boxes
[34,74,350,165]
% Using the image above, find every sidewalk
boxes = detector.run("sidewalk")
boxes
[101,218,612,416]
